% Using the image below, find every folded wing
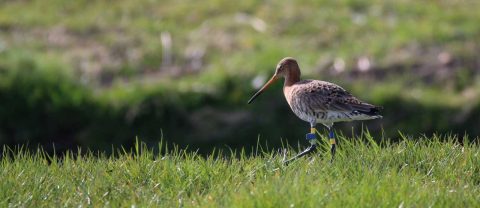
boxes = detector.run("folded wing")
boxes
[290,80,382,116]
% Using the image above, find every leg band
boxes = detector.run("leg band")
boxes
[329,131,334,138]
[306,133,316,140]
[329,130,336,144]
[306,127,317,140]
[329,129,336,162]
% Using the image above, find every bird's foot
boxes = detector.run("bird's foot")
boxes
[283,143,317,166]
[283,128,319,165]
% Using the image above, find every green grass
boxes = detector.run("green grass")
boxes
[1,134,479,207]
[1,0,480,84]
[2,0,480,147]
[1,2,480,205]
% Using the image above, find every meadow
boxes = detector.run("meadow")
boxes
[1,134,479,207]
[1,1,480,206]
[1,0,480,152]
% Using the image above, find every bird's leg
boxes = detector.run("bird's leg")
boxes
[284,125,318,165]
[329,129,336,162]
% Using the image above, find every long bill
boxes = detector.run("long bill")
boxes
[247,75,279,104]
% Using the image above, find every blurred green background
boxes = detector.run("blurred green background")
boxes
[1,0,479,153]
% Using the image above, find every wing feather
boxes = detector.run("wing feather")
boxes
[290,80,380,115]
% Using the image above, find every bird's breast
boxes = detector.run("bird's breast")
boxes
[283,85,295,107]
[283,85,316,122]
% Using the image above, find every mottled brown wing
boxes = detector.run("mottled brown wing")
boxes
[291,80,378,114]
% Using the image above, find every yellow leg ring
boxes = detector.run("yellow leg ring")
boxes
[310,128,316,134]
[330,138,336,145]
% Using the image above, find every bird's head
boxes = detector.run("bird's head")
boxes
[247,57,300,104]
[274,57,299,78]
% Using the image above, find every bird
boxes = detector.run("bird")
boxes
[247,57,382,164]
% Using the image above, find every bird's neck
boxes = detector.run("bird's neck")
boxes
[283,69,300,87]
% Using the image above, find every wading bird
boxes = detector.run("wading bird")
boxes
[248,57,382,164]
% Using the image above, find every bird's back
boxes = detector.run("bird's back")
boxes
[283,80,381,126]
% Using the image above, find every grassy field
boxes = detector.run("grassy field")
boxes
[2,0,479,84]
[1,0,480,151]
[1,2,480,205]
[1,134,479,207]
